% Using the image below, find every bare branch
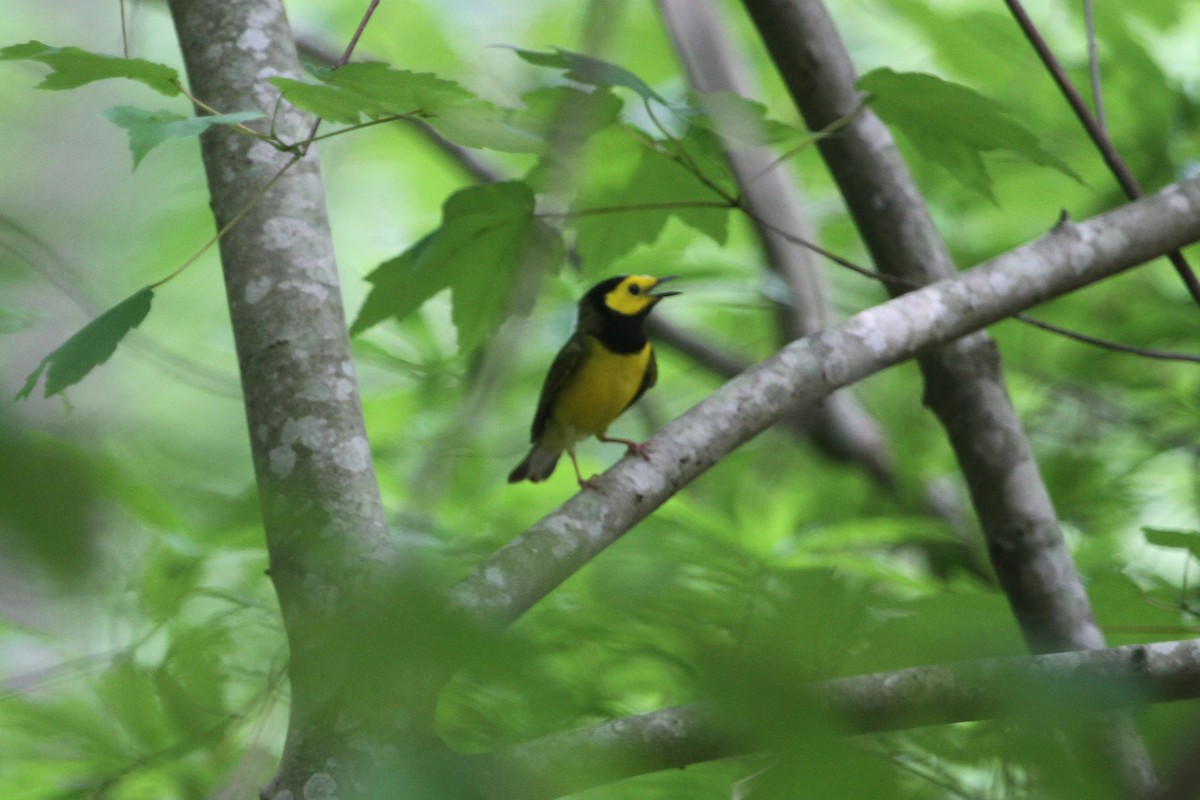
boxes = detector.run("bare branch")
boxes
[479,638,1200,799]
[740,0,1158,787]
[450,175,1200,624]
[659,0,895,484]
[1002,0,1200,306]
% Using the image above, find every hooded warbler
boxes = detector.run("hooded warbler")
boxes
[508,274,680,487]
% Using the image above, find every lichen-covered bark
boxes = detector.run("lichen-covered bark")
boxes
[166,1,396,796]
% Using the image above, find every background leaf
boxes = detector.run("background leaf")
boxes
[16,286,154,400]
[858,68,1083,202]
[351,183,563,350]
[511,46,667,105]
[0,40,179,95]
[573,127,731,271]
[102,106,263,169]
[1143,527,1200,561]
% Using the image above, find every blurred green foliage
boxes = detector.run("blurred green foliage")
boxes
[2,0,1199,798]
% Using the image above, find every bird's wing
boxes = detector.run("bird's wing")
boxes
[622,345,657,413]
[530,332,587,442]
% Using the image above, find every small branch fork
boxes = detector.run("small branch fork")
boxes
[1002,0,1200,307]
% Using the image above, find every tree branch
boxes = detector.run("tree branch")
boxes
[658,0,894,485]
[451,174,1200,624]
[1002,0,1200,306]
[477,638,1200,799]
[739,1,1158,787]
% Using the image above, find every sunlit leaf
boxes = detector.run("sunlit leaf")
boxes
[685,90,808,147]
[0,40,179,95]
[102,106,263,169]
[858,68,1082,202]
[352,182,563,350]
[1143,527,1200,561]
[273,63,537,151]
[573,126,731,271]
[16,286,153,400]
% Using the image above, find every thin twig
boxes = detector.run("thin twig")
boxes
[1083,0,1106,133]
[539,199,733,218]
[148,155,302,289]
[1013,313,1200,363]
[1002,0,1200,307]
[172,80,268,140]
[119,0,130,59]
[738,102,868,195]
[336,0,380,67]
[299,0,382,153]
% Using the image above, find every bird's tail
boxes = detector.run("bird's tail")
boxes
[507,445,561,483]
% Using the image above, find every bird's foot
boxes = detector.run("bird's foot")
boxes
[599,435,651,461]
[577,474,603,491]
[625,441,651,461]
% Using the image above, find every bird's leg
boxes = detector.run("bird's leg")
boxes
[598,433,650,460]
[567,448,602,490]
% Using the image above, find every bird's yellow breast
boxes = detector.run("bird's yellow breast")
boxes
[551,336,651,443]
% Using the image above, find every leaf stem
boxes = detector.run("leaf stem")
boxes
[148,154,302,290]
[172,80,269,140]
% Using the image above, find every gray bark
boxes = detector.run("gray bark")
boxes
[452,173,1200,623]
[482,638,1200,799]
[659,0,893,484]
[167,1,398,796]
[739,0,1155,789]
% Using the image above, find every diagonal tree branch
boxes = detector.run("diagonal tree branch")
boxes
[739,1,1159,789]
[658,0,894,485]
[1002,0,1200,306]
[477,638,1200,799]
[740,0,1101,655]
[451,173,1200,624]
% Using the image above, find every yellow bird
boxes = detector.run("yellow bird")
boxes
[508,274,680,487]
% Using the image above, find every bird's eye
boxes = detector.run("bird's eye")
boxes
[629,284,641,295]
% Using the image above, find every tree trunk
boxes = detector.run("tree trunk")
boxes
[166,0,399,795]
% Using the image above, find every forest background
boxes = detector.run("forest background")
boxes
[3,0,1200,798]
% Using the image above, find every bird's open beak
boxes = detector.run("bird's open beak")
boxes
[649,274,682,299]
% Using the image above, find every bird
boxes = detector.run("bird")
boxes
[508,274,680,488]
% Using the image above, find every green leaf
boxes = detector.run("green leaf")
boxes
[0,40,179,96]
[97,660,171,750]
[857,68,1082,202]
[684,91,808,147]
[351,234,440,336]
[352,183,563,350]
[271,63,471,125]
[155,628,231,735]
[0,425,100,578]
[102,106,263,169]
[16,287,154,400]
[511,47,667,105]
[273,63,538,152]
[1143,527,1200,561]
[573,126,731,271]
[270,75,368,125]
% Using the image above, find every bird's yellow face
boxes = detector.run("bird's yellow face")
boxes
[602,275,680,317]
